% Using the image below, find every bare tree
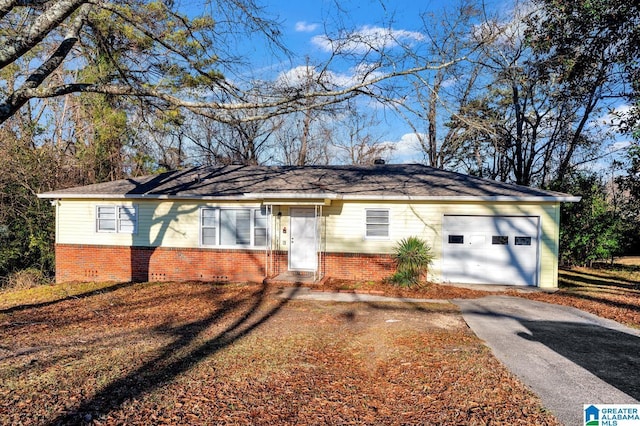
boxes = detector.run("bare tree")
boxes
[446,1,611,186]
[330,102,392,165]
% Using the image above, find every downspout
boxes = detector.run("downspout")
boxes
[265,204,272,280]
[318,206,324,280]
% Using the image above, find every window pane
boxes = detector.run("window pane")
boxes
[366,209,389,237]
[254,228,267,246]
[202,227,217,245]
[254,208,267,246]
[202,209,217,227]
[221,209,251,245]
[515,236,532,246]
[220,210,235,245]
[367,224,389,237]
[448,235,464,244]
[98,207,116,218]
[98,219,116,231]
[118,207,136,233]
[236,210,250,244]
[254,209,267,228]
[367,216,389,224]
[366,210,389,222]
[492,236,508,245]
[97,206,116,231]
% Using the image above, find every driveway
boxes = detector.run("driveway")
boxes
[453,296,640,426]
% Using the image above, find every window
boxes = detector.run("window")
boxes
[97,206,116,232]
[492,236,508,245]
[515,236,532,246]
[448,235,464,244]
[201,208,218,245]
[221,209,251,245]
[365,209,389,238]
[254,207,268,246]
[118,207,137,233]
[97,205,137,233]
[201,207,267,247]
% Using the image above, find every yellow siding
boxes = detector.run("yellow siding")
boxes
[56,199,264,248]
[56,198,561,287]
[323,200,560,288]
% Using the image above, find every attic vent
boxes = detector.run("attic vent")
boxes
[373,158,386,165]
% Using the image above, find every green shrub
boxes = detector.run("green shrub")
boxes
[389,236,434,287]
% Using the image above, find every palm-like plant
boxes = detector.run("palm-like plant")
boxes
[390,236,434,287]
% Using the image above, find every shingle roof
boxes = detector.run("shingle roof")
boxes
[37,164,579,201]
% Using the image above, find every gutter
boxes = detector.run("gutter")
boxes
[37,192,582,203]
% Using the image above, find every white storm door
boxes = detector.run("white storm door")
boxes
[289,208,317,270]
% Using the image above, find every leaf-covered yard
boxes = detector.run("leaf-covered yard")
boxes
[511,266,640,328]
[0,282,559,425]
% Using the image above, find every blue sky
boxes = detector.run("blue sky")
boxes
[195,0,630,166]
[242,0,470,163]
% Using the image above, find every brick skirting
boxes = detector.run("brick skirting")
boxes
[321,252,395,281]
[55,244,396,283]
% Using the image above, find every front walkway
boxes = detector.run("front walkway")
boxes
[277,286,449,304]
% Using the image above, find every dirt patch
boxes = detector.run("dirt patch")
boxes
[0,281,558,425]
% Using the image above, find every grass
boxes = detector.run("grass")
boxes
[0,281,559,425]
[0,280,132,311]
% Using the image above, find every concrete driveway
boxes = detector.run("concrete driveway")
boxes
[453,296,640,426]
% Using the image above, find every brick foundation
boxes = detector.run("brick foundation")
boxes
[55,244,269,283]
[55,244,396,283]
[322,252,395,281]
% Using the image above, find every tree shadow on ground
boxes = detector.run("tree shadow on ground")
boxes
[0,281,138,315]
[518,320,640,400]
[554,290,640,315]
[559,269,640,290]
[47,282,301,426]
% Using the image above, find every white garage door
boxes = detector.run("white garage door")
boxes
[442,215,540,286]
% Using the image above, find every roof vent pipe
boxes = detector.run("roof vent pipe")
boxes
[373,158,386,165]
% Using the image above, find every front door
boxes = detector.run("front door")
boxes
[289,208,317,270]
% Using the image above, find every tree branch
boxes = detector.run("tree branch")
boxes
[3,59,461,125]
[0,4,88,123]
[0,0,87,71]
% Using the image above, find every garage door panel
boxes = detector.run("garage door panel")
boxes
[442,215,539,286]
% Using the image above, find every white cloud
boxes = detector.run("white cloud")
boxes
[275,63,383,90]
[276,65,316,86]
[382,133,425,163]
[586,103,633,132]
[609,140,632,153]
[295,21,319,33]
[312,25,425,54]
[603,104,633,128]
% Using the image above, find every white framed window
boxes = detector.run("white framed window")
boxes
[365,208,390,239]
[201,208,219,246]
[97,206,116,232]
[254,208,268,246]
[96,205,137,234]
[201,207,268,247]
